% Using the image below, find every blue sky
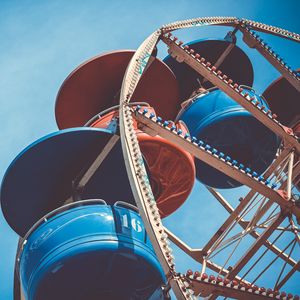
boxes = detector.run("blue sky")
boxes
[0,1,300,299]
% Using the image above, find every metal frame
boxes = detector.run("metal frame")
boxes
[118,17,300,300]
[15,17,300,300]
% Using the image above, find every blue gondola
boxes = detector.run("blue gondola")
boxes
[164,38,254,100]
[18,200,165,300]
[177,87,280,188]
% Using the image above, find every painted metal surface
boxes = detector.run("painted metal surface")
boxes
[7,16,300,300]
[55,50,181,129]
[117,18,300,299]
[162,34,299,152]
[0,128,135,236]
[164,38,254,100]
[19,202,165,300]
[262,69,300,126]
[91,107,196,217]
[177,88,279,188]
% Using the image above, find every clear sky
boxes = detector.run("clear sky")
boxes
[0,1,300,299]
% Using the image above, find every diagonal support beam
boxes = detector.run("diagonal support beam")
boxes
[134,111,300,220]
[73,135,120,191]
[275,260,300,290]
[226,213,287,280]
[201,149,290,255]
[161,35,300,153]
[239,26,300,93]
[164,227,247,283]
[206,187,299,270]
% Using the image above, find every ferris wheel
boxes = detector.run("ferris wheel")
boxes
[1,17,300,300]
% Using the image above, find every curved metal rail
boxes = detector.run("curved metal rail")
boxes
[118,17,300,299]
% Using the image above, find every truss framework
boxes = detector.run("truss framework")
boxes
[12,17,300,300]
[115,17,300,300]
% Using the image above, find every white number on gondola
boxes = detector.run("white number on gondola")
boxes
[121,214,142,232]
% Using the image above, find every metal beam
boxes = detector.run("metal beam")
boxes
[239,26,300,93]
[241,18,300,43]
[275,260,300,290]
[287,152,295,199]
[74,135,120,191]
[164,227,247,283]
[226,213,287,280]
[206,187,299,270]
[201,149,290,254]
[161,35,300,153]
[189,276,285,300]
[134,111,300,219]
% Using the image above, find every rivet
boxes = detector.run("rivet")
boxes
[211,148,218,155]
[258,175,264,182]
[225,156,231,162]
[198,140,204,147]
[245,167,251,173]
[218,152,225,159]
[149,112,155,119]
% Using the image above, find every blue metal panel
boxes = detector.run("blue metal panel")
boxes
[19,203,165,300]
[0,127,135,236]
[164,38,254,100]
[177,88,280,188]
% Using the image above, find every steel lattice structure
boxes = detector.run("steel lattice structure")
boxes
[118,17,300,299]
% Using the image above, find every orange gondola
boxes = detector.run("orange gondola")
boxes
[55,50,181,129]
[90,106,196,217]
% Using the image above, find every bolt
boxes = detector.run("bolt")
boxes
[198,140,204,147]
[149,112,155,119]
